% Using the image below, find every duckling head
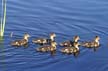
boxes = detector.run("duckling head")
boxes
[94,36,100,42]
[94,36,100,45]
[23,33,30,41]
[50,33,56,41]
[73,35,80,42]
[73,42,80,50]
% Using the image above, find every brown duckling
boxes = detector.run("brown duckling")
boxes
[36,42,57,52]
[11,33,30,47]
[81,36,100,48]
[60,42,80,55]
[59,35,80,47]
[32,33,56,45]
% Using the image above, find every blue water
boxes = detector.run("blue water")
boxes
[0,0,108,71]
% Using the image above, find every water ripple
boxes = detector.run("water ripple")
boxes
[1,0,108,71]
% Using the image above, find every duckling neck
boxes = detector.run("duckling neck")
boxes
[74,39,78,42]
[95,40,99,46]
[75,46,79,50]
[23,37,29,42]
[50,36,54,41]
[53,46,56,49]
[51,44,56,48]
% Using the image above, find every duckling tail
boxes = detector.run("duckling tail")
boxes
[59,43,63,46]
[11,42,14,46]
[60,49,64,52]
[80,42,85,46]
[11,42,17,46]
[36,48,40,51]
[32,40,37,43]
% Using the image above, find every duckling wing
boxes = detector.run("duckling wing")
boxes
[61,46,79,54]
[81,41,95,48]
[61,47,70,52]
[89,42,98,47]
[11,40,21,46]
[72,47,78,53]
[60,41,71,47]
[36,45,51,52]
[81,42,89,46]
[20,39,28,45]
[32,38,47,44]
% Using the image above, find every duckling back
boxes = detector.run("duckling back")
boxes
[11,40,21,46]
[60,41,72,47]
[81,41,99,48]
[32,38,48,45]
[61,46,79,54]
[36,45,52,52]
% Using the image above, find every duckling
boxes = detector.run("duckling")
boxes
[60,42,80,55]
[36,42,57,52]
[81,36,100,48]
[32,33,56,45]
[60,35,80,47]
[11,33,30,47]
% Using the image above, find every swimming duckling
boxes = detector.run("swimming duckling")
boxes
[36,42,57,52]
[60,42,80,55]
[81,36,100,48]
[60,35,80,47]
[11,33,30,47]
[32,33,56,45]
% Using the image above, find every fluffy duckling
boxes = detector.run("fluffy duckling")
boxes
[32,33,56,45]
[36,42,57,52]
[60,35,80,47]
[11,33,30,47]
[81,36,100,48]
[60,42,80,55]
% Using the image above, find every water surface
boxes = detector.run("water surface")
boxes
[0,0,108,71]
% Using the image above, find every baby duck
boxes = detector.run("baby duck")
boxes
[11,33,30,47]
[59,35,80,47]
[32,33,56,45]
[36,42,57,52]
[60,42,80,55]
[81,36,100,48]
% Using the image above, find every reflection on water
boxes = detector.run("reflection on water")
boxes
[0,38,5,71]
[50,50,56,56]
